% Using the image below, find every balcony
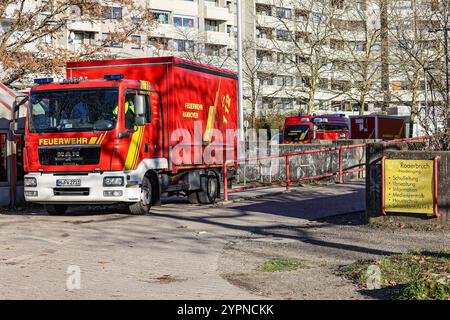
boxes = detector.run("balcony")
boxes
[205,31,232,46]
[68,19,101,33]
[204,5,234,22]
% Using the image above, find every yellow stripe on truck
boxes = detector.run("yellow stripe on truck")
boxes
[124,126,145,170]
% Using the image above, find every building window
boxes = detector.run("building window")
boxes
[277,76,293,87]
[131,35,141,49]
[281,98,293,109]
[152,10,170,24]
[262,97,274,109]
[318,78,329,90]
[148,37,169,51]
[256,4,271,16]
[277,53,291,64]
[205,0,219,6]
[275,7,292,19]
[174,39,194,52]
[355,0,367,11]
[102,6,122,20]
[257,73,274,85]
[396,0,412,10]
[330,39,345,50]
[174,16,194,28]
[332,0,344,9]
[276,29,290,41]
[313,13,327,24]
[69,31,95,46]
[205,19,220,32]
[256,27,273,39]
[295,9,308,22]
[102,33,123,48]
[354,42,366,52]
[204,44,222,56]
[73,32,83,45]
[256,50,273,62]
[41,0,53,15]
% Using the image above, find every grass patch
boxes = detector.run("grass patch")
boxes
[257,258,306,273]
[339,249,450,300]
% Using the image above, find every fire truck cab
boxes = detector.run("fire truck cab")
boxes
[282,114,349,144]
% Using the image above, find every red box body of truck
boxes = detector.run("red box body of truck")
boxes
[20,57,238,214]
[349,115,407,140]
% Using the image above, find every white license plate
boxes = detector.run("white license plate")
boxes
[56,179,81,187]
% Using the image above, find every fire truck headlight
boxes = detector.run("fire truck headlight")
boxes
[24,177,37,187]
[103,177,124,187]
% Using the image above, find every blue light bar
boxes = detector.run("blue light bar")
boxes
[34,78,54,85]
[104,74,124,81]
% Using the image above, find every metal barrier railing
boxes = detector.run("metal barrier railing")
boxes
[222,137,428,202]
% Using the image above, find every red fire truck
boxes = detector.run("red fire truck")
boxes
[282,114,349,144]
[13,57,238,215]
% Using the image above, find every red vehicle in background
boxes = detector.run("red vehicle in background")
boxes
[349,114,407,140]
[13,57,238,215]
[282,114,349,144]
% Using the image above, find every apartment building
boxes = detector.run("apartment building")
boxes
[1,0,446,116]
[63,1,238,64]
[242,0,445,116]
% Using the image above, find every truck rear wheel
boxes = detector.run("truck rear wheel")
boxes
[45,204,68,215]
[197,171,219,204]
[129,176,152,215]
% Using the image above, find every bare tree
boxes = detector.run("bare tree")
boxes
[389,0,449,149]
[261,0,343,114]
[0,0,154,87]
[171,27,233,69]
[334,0,382,115]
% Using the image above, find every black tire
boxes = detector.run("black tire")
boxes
[197,171,219,204]
[45,204,68,215]
[187,191,200,204]
[129,175,152,215]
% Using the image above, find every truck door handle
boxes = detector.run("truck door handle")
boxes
[118,132,130,138]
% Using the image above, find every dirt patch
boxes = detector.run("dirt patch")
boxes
[218,211,450,300]
[218,239,366,300]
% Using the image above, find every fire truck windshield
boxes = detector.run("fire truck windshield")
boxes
[28,88,119,133]
[283,125,311,142]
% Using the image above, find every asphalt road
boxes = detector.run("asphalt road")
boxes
[6,182,437,300]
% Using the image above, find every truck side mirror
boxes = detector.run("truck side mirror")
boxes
[133,95,146,127]
[11,96,28,136]
[134,95,145,116]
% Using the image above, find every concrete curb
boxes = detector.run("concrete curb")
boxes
[216,189,289,206]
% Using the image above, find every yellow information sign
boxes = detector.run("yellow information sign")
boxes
[384,159,434,214]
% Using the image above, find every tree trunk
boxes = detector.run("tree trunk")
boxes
[380,0,390,111]
[359,94,366,116]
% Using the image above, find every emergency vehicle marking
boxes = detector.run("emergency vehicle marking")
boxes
[123,80,150,170]
[124,126,145,170]
[205,77,222,143]
[39,137,89,145]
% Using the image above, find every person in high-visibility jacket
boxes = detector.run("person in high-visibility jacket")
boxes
[113,95,135,129]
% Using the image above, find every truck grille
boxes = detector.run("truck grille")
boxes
[53,188,90,196]
[38,146,101,166]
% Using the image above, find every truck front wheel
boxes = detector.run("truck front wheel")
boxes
[45,204,68,215]
[129,176,152,215]
[197,171,219,204]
